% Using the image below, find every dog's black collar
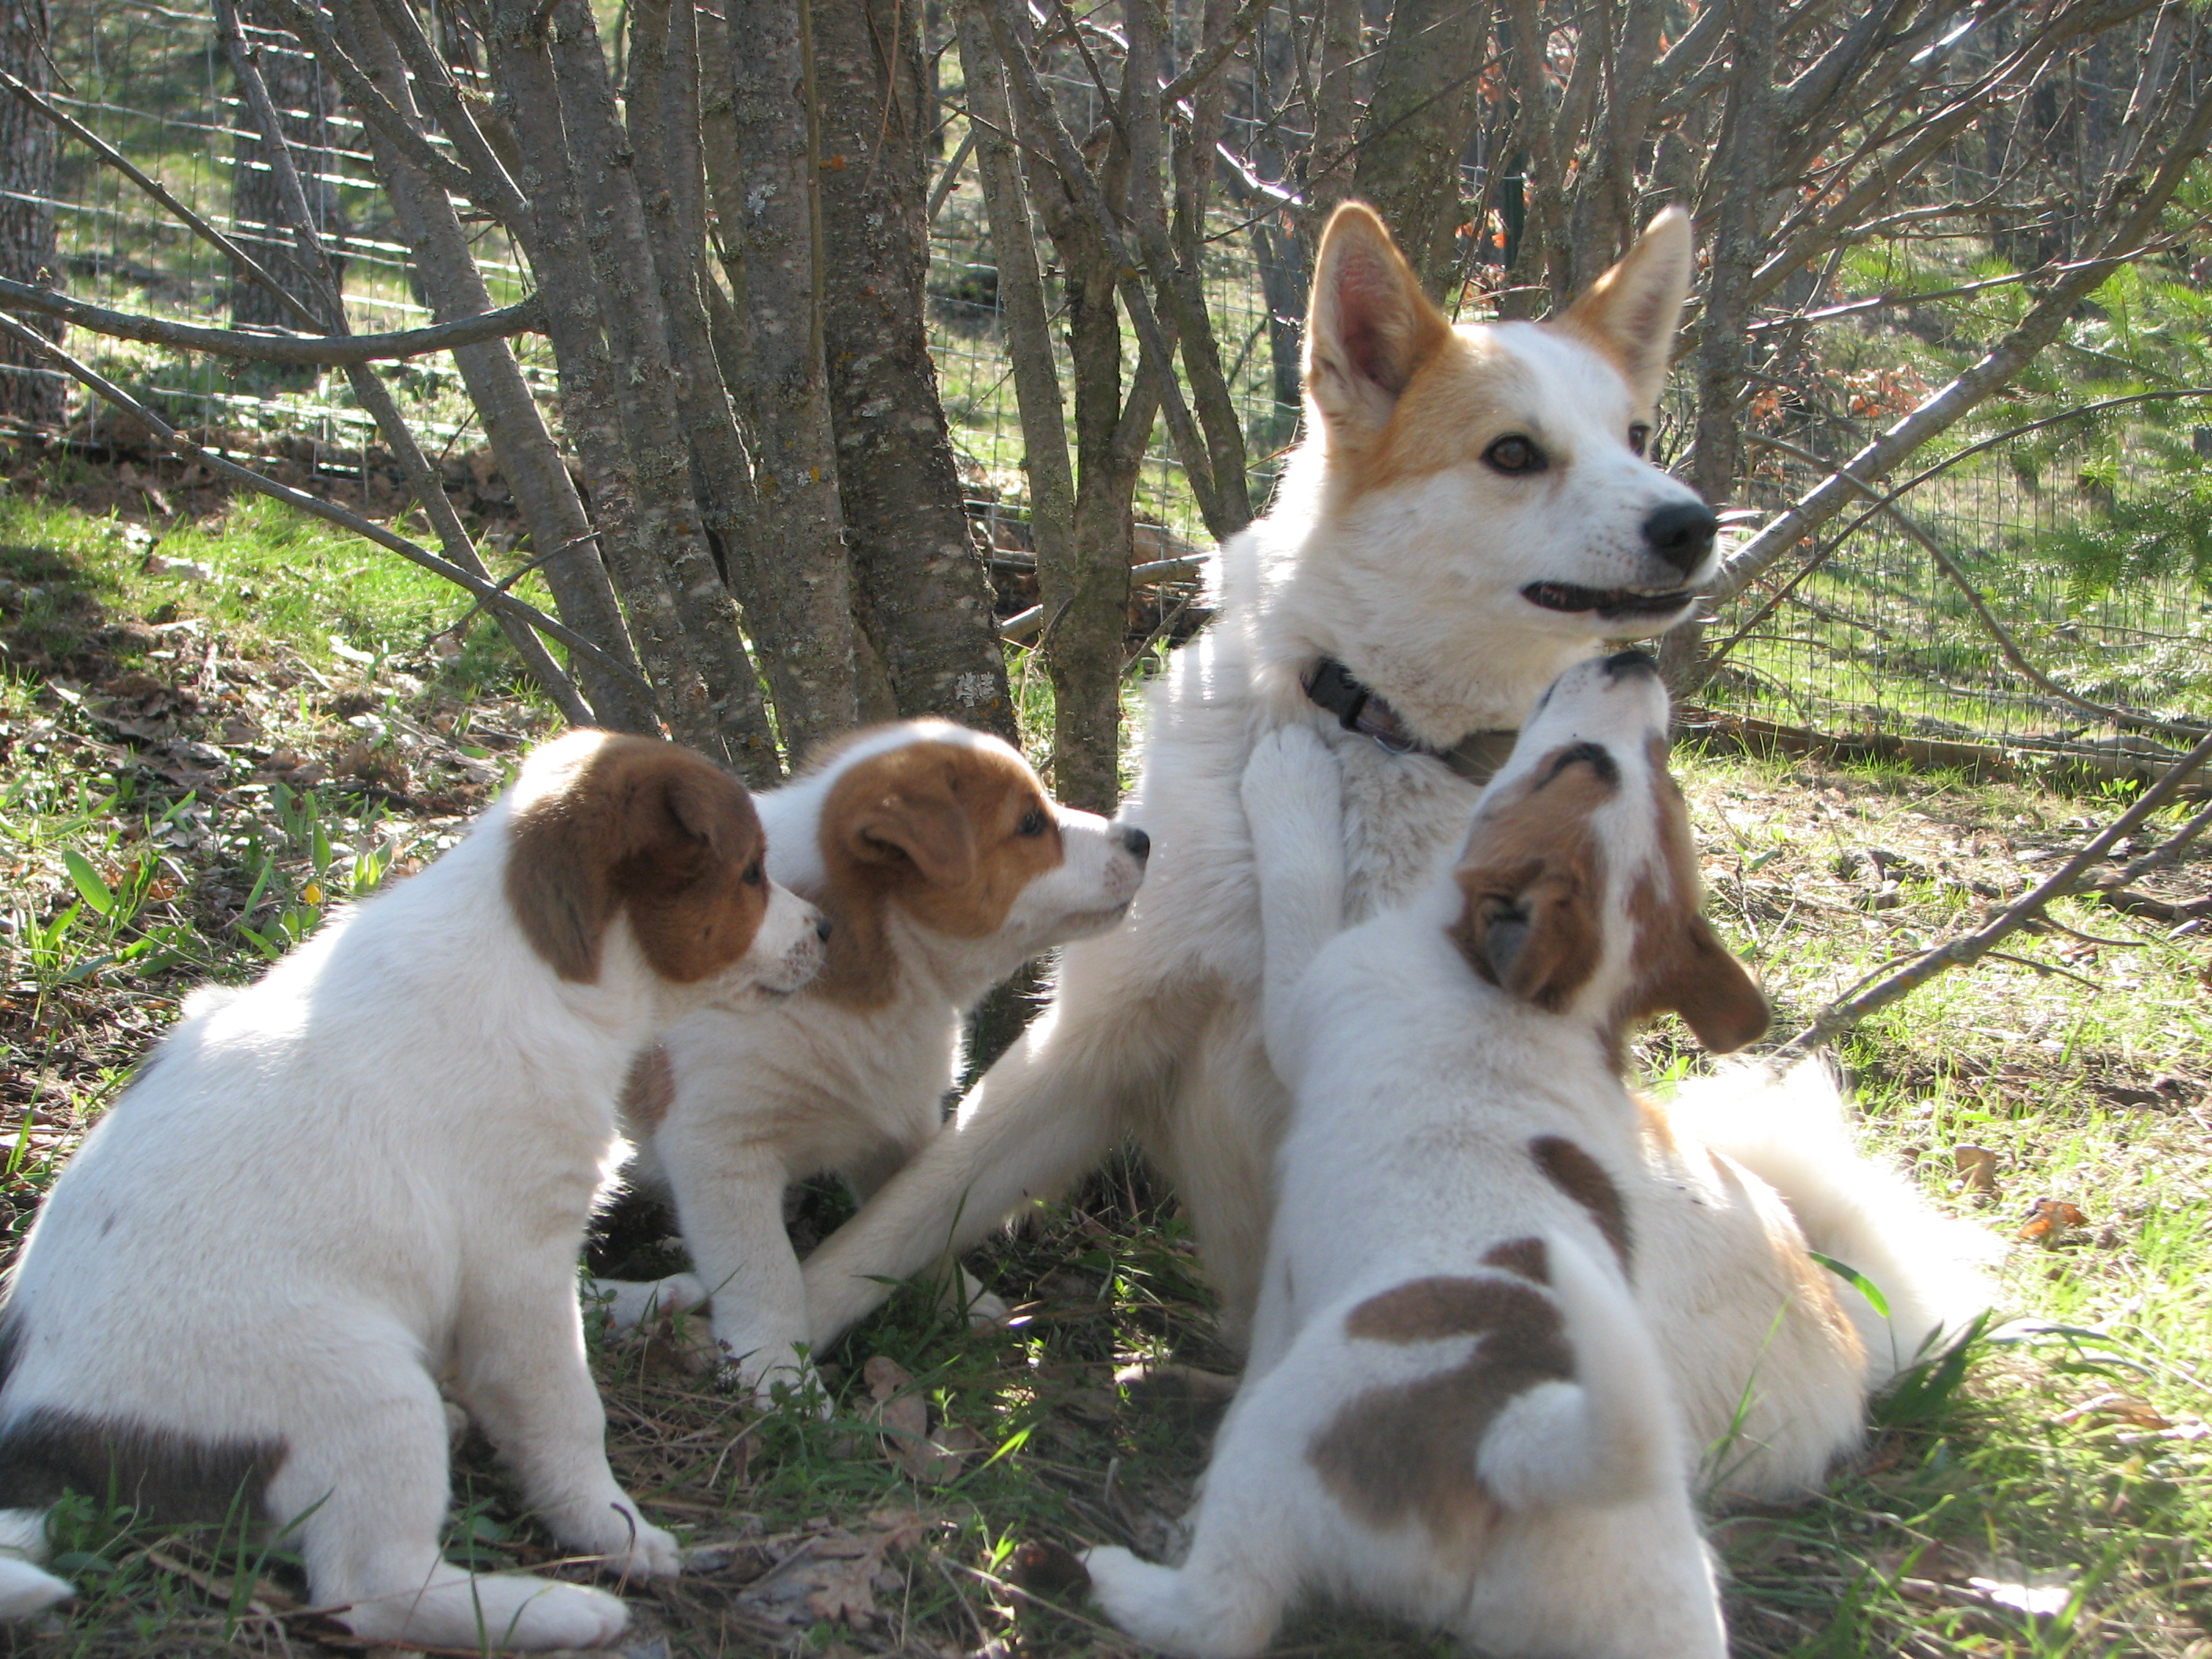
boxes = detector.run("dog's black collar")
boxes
[1301,657,1519,786]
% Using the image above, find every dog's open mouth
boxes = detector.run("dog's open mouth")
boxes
[1521,581,1696,620]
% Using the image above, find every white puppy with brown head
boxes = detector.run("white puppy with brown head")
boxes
[1082,654,1766,1659]
[602,720,1148,1398]
[800,202,1725,1357]
[0,731,822,1649]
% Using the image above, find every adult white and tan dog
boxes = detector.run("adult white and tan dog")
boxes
[1082,654,1984,1658]
[0,731,824,1648]
[802,201,1723,1347]
[598,720,1148,1397]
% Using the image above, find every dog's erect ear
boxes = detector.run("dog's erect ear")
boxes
[848,789,978,888]
[1558,205,1694,410]
[1451,859,1603,1011]
[1306,202,1453,437]
[1646,913,1770,1053]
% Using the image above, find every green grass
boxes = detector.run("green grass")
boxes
[2,487,2210,1657]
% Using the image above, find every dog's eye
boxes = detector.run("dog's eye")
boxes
[742,858,764,888]
[1628,423,1651,457]
[1016,805,1049,837]
[1483,434,1547,475]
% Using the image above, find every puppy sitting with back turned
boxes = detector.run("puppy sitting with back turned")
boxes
[0,731,824,1650]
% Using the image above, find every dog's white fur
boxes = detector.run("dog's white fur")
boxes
[803,203,1720,1348]
[1084,657,1990,1657]
[0,731,824,1649]
[598,720,1148,1398]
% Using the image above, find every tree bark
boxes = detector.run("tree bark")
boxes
[331,0,655,733]
[1350,0,1489,300]
[0,0,64,428]
[726,0,862,756]
[230,0,348,335]
[813,0,1015,736]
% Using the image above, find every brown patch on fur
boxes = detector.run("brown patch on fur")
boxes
[811,738,1063,1009]
[622,1044,676,1133]
[0,1404,286,1523]
[1530,1136,1632,1271]
[504,731,768,985]
[1481,1236,1551,1284]
[1312,1275,1573,1548]
[1610,738,1770,1053]
[1448,745,1613,1009]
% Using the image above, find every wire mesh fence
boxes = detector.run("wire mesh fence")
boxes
[13,0,2212,771]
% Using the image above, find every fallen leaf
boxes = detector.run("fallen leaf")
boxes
[2016,1197,2088,1244]
[2054,1391,2169,1431]
[1968,1574,2073,1618]
[736,1511,925,1628]
[1952,1144,2001,1198]
[863,1355,983,1483]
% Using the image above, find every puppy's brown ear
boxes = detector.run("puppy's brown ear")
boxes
[1451,859,1603,1011]
[848,790,977,888]
[1306,202,1453,438]
[1558,205,1694,409]
[1649,914,1770,1053]
[506,737,622,983]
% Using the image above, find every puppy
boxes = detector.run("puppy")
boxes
[599,720,1148,1397]
[800,202,1724,1354]
[1086,655,1991,1657]
[0,731,824,1648]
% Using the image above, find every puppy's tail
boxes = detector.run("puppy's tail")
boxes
[1474,1236,1679,1512]
[0,1508,72,1621]
[1668,1058,1998,1386]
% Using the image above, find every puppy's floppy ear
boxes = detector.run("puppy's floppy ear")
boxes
[1646,913,1770,1053]
[1306,202,1453,438]
[1559,205,1694,410]
[1451,857,1603,1011]
[848,789,977,888]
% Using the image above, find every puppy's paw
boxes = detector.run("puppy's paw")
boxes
[589,1273,709,1334]
[545,1494,683,1581]
[342,1572,629,1651]
[1240,725,1341,836]
[949,1268,1011,1331]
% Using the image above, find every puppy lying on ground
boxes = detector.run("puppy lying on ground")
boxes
[1084,654,1987,1657]
[597,720,1148,1397]
[0,731,824,1649]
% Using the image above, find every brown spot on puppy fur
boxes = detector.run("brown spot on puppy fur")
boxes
[1313,1276,1573,1549]
[811,739,1064,1008]
[1481,1236,1551,1284]
[0,1399,286,1524]
[505,731,769,985]
[1530,1136,1632,1271]
[1448,745,1613,1010]
[622,1044,676,1132]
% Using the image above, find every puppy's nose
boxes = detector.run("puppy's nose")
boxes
[1603,649,1658,678]
[815,916,834,943]
[1115,824,1151,863]
[1642,500,1719,577]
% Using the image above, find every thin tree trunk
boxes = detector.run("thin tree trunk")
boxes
[813,0,1015,735]
[331,0,654,732]
[231,0,347,335]
[0,0,64,428]
[727,0,862,756]
[1349,0,1489,300]
[1306,0,1361,226]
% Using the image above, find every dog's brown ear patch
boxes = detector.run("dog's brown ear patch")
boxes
[1656,913,1771,1052]
[1306,202,1453,436]
[1449,746,1613,1010]
[1556,205,1694,409]
[847,788,978,890]
[505,731,767,985]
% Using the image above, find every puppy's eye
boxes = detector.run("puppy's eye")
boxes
[1016,806,1049,837]
[742,858,764,888]
[1483,434,1547,475]
[1628,423,1651,457]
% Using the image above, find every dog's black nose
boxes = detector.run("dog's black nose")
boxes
[1603,649,1658,677]
[815,917,834,943]
[1116,824,1152,862]
[1642,500,1719,576]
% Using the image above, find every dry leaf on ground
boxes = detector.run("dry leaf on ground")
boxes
[736,1510,927,1628]
[863,1355,986,1483]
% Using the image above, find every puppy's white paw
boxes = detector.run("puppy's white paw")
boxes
[545,1495,683,1580]
[965,1286,1013,1331]
[0,1558,74,1621]
[342,1572,629,1651]
[589,1273,709,1334]
[1240,724,1341,830]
